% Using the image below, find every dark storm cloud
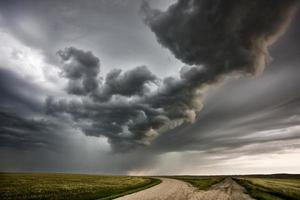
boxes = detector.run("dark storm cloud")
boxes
[95,66,157,101]
[1,0,300,175]
[139,0,298,127]
[46,47,163,151]
[143,0,298,74]
[0,111,58,150]
[152,62,300,153]
[48,48,203,151]
[45,0,299,151]
[46,89,164,151]
[57,47,100,95]
[56,47,158,98]
[0,68,68,152]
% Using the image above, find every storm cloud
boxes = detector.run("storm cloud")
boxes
[1,0,300,174]
[143,0,298,75]
[46,0,299,151]
[57,47,100,95]
[0,68,44,114]
[95,65,158,101]
[46,47,162,151]
[0,110,60,150]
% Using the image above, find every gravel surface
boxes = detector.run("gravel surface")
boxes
[116,177,255,200]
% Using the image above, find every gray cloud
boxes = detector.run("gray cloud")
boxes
[152,61,300,153]
[0,68,68,152]
[46,47,163,151]
[57,47,100,95]
[143,0,298,75]
[1,0,300,174]
[0,68,44,115]
[0,0,180,75]
[95,65,158,101]
[0,109,74,155]
[47,47,204,151]
[45,0,299,151]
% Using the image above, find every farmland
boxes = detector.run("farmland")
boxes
[0,172,160,200]
[1,172,300,200]
[167,175,300,199]
[235,175,300,200]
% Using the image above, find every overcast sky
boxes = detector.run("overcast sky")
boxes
[1,0,300,175]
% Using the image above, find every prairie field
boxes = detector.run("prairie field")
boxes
[235,175,300,200]
[0,172,160,200]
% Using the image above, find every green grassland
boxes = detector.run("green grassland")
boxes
[0,172,161,200]
[235,176,300,200]
[167,176,224,190]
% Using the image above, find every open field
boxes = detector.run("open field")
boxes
[1,172,300,200]
[166,176,224,190]
[0,172,160,200]
[235,175,300,200]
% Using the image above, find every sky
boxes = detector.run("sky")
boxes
[0,0,300,175]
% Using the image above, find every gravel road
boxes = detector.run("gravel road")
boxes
[116,177,255,200]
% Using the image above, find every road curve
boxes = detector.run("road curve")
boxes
[116,177,255,200]
[115,178,196,200]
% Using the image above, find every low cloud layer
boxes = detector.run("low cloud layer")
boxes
[0,110,59,150]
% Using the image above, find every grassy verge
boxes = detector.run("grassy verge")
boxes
[99,177,161,200]
[168,176,224,190]
[235,178,300,200]
[0,172,161,200]
[235,178,282,200]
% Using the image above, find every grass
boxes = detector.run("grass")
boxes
[235,177,300,200]
[0,172,161,200]
[167,176,224,190]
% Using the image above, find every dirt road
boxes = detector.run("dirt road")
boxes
[116,177,255,200]
[190,178,255,200]
[116,178,194,200]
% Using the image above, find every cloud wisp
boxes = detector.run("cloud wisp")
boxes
[46,0,299,151]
